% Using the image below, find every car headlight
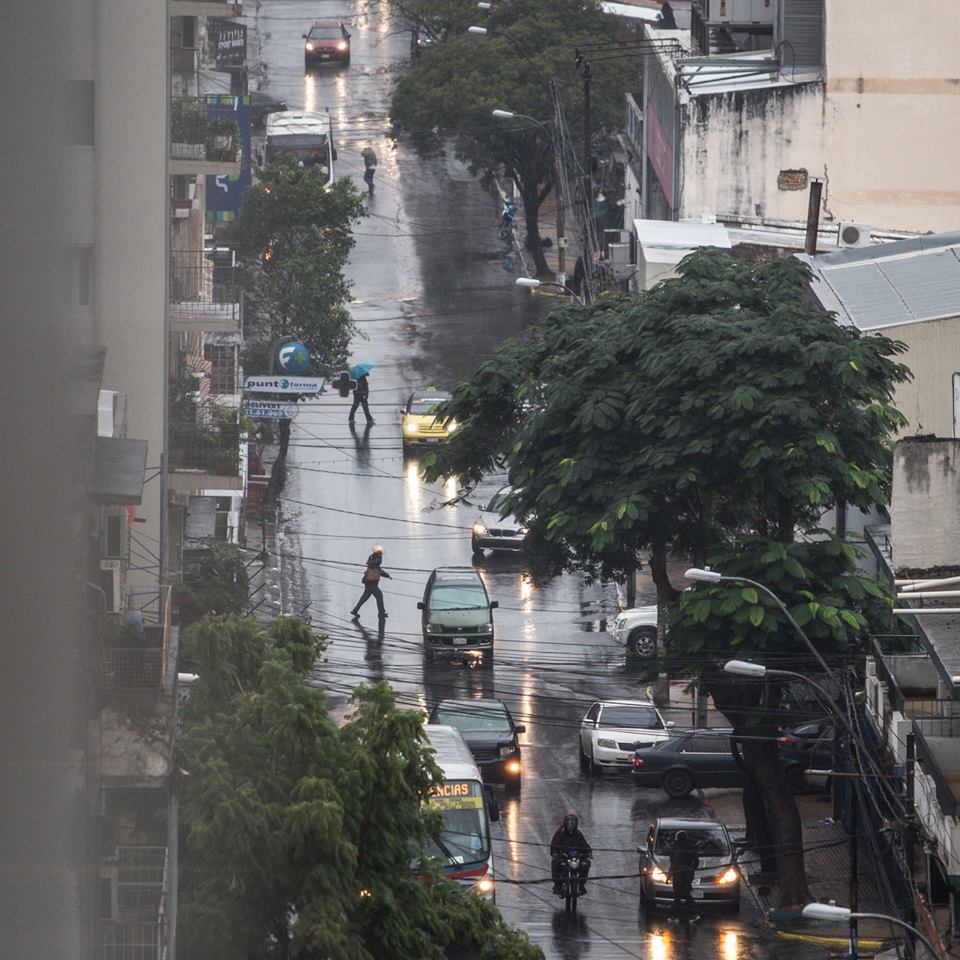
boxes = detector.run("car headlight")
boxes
[596,738,618,749]
[650,866,669,883]
[446,420,458,434]
[479,623,493,632]
[717,867,739,885]
[425,624,442,634]
[475,875,495,894]
[404,421,419,433]
[519,527,529,535]
[473,522,489,536]
[337,40,348,50]
[305,41,314,50]
[499,745,516,759]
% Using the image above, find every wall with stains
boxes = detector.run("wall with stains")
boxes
[675,0,960,233]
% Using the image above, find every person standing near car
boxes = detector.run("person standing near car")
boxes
[351,545,390,619]
[668,830,700,920]
[349,373,374,424]
[361,145,378,194]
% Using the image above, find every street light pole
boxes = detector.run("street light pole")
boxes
[515,276,583,304]
[802,905,940,959]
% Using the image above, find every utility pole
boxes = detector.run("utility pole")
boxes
[905,733,917,958]
[582,59,592,205]
[849,778,859,960]
[804,177,824,255]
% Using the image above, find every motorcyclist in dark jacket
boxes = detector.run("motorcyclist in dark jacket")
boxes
[550,813,592,895]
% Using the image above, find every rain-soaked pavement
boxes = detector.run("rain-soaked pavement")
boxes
[242,4,831,957]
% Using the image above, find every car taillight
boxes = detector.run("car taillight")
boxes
[778,735,798,748]
[631,757,643,767]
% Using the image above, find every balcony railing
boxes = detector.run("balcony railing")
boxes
[170,97,240,164]
[99,846,169,960]
[169,420,241,475]
[170,251,241,330]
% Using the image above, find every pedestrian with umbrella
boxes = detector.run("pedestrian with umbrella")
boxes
[348,361,375,425]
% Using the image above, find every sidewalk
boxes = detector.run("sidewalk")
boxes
[708,790,906,955]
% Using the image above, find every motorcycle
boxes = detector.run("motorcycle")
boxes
[497,200,518,240]
[556,850,588,916]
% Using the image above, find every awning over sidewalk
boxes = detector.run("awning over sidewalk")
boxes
[90,437,148,505]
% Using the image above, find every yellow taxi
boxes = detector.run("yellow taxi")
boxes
[401,387,457,445]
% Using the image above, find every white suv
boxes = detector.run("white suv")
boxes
[579,699,674,775]
[612,605,658,657]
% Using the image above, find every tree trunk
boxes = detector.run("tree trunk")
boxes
[741,733,810,908]
[648,536,680,607]
[520,193,550,278]
[264,417,291,506]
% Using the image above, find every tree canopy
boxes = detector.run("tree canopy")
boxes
[176,614,543,960]
[420,250,909,904]
[223,158,366,374]
[423,251,910,597]
[389,0,635,274]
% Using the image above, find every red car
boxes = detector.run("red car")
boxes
[303,21,351,68]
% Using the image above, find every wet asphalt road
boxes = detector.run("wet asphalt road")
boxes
[243,4,830,957]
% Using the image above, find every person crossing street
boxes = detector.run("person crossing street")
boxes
[349,372,374,424]
[351,545,391,619]
[361,146,378,194]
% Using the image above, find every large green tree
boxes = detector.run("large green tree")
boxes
[222,159,366,502]
[390,0,633,275]
[177,614,542,960]
[421,251,909,902]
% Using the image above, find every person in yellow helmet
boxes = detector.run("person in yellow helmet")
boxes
[351,544,391,619]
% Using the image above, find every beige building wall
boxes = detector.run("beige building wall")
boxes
[96,0,169,618]
[677,0,960,233]
[823,0,960,232]
[869,315,960,440]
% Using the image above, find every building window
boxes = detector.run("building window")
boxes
[214,497,233,542]
[204,343,237,394]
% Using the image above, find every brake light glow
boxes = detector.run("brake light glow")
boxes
[631,757,644,767]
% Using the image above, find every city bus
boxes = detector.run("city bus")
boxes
[422,724,499,900]
[262,111,336,185]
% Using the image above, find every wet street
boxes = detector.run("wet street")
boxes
[244,3,830,957]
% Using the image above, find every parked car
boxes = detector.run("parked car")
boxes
[418,567,497,664]
[638,818,740,912]
[303,21,351,68]
[779,718,835,792]
[429,698,524,794]
[578,699,674,775]
[248,90,288,127]
[611,605,659,657]
[471,486,528,556]
[401,387,456,446]
[632,727,820,798]
[411,18,448,57]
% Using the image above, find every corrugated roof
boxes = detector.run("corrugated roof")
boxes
[799,232,960,330]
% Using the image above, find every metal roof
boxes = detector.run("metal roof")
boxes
[800,231,960,330]
[424,724,482,781]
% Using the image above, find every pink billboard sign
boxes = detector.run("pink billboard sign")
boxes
[645,100,674,209]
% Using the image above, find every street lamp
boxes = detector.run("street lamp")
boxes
[802,904,939,959]
[516,276,582,304]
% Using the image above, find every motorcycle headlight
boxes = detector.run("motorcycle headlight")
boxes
[650,866,669,883]
[596,738,618,749]
[717,867,739,885]
[404,421,419,433]
[473,522,489,536]
[305,41,315,51]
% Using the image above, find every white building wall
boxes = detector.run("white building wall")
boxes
[674,0,960,234]
[96,0,168,619]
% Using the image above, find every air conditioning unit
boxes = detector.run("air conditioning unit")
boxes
[99,560,123,613]
[608,243,635,282]
[838,222,872,248]
[711,0,775,25]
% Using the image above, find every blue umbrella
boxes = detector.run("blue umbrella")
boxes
[350,361,375,379]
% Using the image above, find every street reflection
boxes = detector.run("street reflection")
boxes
[404,459,422,513]
[552,913,590,959]
[720,929,738,960]
[648,931,669,960]
[303,73,316,113]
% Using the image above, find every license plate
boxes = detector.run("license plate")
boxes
[321,53,330,58]
[452,637,467,645]
[692,889,705,899]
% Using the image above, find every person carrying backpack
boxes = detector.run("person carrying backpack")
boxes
[351,545,391,619]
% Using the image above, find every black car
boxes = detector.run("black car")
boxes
[429,698,524,794]
[303,21,351,68]
[248,91,288,127]
[779,719,835,792]
[631,728,818,798]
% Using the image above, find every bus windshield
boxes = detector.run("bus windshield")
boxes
[424,780,490,868]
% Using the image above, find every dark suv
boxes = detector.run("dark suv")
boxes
[429,699,524,794]
[303,21,351,68]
